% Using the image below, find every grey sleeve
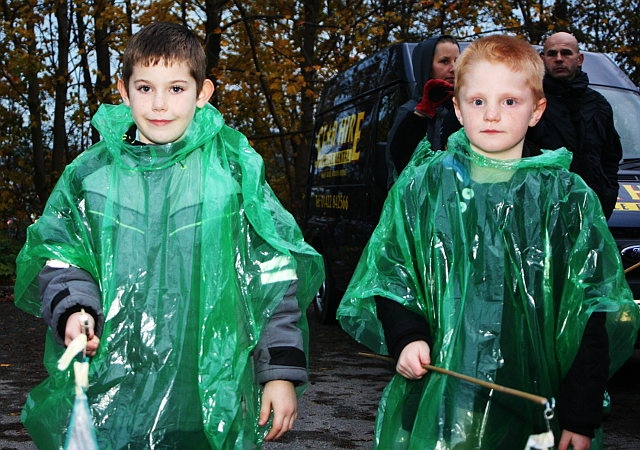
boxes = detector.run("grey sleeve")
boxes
[39,261,104,346]
[254,280,308,385]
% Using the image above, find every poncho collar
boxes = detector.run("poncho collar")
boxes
[91,102,225,171]
[446,128,573,171]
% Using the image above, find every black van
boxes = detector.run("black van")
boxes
[304,42,640,324]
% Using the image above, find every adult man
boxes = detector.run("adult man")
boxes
[527,32,621,219]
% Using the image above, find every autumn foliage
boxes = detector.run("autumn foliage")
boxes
[1,0,638,233]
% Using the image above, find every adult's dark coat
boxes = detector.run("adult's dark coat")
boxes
[527,71,621,219]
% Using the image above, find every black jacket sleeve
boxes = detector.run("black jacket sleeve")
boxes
[557,312,610,437]
[388,113,431,174]
[375,296,432,361]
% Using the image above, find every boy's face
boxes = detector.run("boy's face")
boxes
[117,61,214,145]
[453,61,546,160]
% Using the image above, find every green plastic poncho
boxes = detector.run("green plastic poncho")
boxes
[14,102,324,450]
[337,130,639,450]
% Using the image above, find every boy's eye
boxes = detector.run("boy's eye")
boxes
[505,98,516,106]
[473,99,483,106]
[171,85,185,93]
[138,85,151,93]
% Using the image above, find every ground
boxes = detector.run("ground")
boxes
[1,286,639,449]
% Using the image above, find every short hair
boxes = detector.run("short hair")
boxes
[454,35,545,102]
[121,22,207,93]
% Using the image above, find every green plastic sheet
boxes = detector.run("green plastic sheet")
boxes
[15,102,323,449]
[338,130,639,450]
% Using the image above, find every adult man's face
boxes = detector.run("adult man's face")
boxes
[541,33,584,81]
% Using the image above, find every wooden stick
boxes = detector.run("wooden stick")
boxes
[624,260,640,274]
[358,352,549,406]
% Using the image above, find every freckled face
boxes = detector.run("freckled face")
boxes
[453,61,546,160]
[117,61,211,145]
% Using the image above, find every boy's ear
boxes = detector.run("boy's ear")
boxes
[452,97,463,125]
[528,97,547,127]
[197,79,215,107]
[117,78,131,106]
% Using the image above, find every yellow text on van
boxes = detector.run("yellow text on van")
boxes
[315,111,365,168]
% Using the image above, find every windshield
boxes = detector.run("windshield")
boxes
[593,86,640,161]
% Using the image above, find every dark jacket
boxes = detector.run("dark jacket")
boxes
[527,71,621,219]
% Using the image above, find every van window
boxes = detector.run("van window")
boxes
[371,87,411,189]
[317,50,390,114]
[377,88,406,144]
[594,86,640,160]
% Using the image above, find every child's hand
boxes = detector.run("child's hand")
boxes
[259,380,297,441]
[558,429,591,450]
[396,340,431,379]
[65,311,100,357]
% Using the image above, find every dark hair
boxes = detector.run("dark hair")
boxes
[436,35,459,48]
[121,22,207,93]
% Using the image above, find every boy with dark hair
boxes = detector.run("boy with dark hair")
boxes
[15,22,323,449]
[338,35,638,450]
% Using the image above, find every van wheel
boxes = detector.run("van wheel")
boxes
[313,258,338,324]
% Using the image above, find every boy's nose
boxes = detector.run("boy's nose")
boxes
[152,93,168,111]
[484,105,500,122]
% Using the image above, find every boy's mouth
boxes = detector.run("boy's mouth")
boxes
[149,119,172,127]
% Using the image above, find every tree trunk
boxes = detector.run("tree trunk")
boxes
[75,5,100,144]
[204,0,229,107]
[53,0,70,179]
[293,0,322,219]
[94,0,112,106]
[25,16,47,209]
[234,1,294,207]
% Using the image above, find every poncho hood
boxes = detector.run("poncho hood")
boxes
[91,102,223,170]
